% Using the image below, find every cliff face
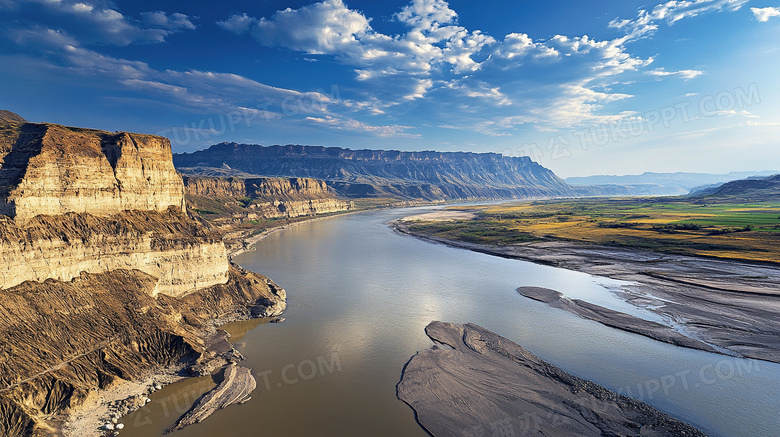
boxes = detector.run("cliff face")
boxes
[183,175,334,201]
[0,113,286,436]
[0,117,226,298]
[0,121,185,222]
[174,143,575,200]
[0,209,229,297]
[182,175,353,221]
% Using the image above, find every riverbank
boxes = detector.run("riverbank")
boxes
[398,322,707,437]
[227,210,363,258]
[225,199,453,257]
[394,219,780,364]
[54,209,351,436]
[53,270,286,437]
[56,323,276,436]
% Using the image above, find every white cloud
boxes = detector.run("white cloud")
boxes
[647,68,704,79]
[5,0,197,45]
[751,7,780,22]
[139,11,196,31]
[395,0,456,30]
[221,0,496,100]
[4,25,418,138]
[216,13,255,34]
[610,0,749,39]
[71,2,91,13]
[222,0,727,131]
[531,85,635,128]
[251,0,373,55]
[493,33,558,61]
[304,115,419,137]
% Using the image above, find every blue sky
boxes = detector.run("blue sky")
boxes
[1,0,778,177]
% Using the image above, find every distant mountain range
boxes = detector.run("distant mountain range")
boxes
[174,143,582,200]
[566,171,780,195]
[174,143,778,202]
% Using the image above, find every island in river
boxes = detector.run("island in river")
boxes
[395,202,780,364]
[398,321,707,437]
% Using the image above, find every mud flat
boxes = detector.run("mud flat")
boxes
[398,321,707,437]
[168,364,256,433]
[394,220,780,364]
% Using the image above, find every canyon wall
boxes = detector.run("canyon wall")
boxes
[0,112,286,436]
[0,209,229,297]
[183,175,334,200]
[182,175,353,221]
[0,121,185,222]
[0,118,229,298]
[174,143,575,201]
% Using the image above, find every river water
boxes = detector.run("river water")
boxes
[122,206,780,437]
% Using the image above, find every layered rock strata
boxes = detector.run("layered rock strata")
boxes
[174,143,574,201]
[0,120,185,222]
[0,208,228,296]
[182,175,353,221]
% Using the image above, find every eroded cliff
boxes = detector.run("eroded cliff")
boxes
[0,112,287,436]
[182,175,353,223]
[0,119,185,222]
[0,208,229,297]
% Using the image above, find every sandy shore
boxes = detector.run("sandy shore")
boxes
[398,322,707,437]
[57,369,184,437]
[394,219,780,364]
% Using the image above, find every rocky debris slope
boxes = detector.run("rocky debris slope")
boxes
[0,266,285,436]
[168,364,256,433]
[0,116,184,222]
[173,143,575,200]
[398,322,706,437]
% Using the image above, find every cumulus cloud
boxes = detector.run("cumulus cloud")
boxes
[216,12,255,34]
[220,0,496,102]
[251,0,373,54]
[220,0,733,131]
[751,7,780,22]
[3,0,752,139]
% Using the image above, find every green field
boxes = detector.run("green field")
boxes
[406,198,780,263]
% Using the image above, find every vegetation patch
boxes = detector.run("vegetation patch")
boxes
[412,197,780,263]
